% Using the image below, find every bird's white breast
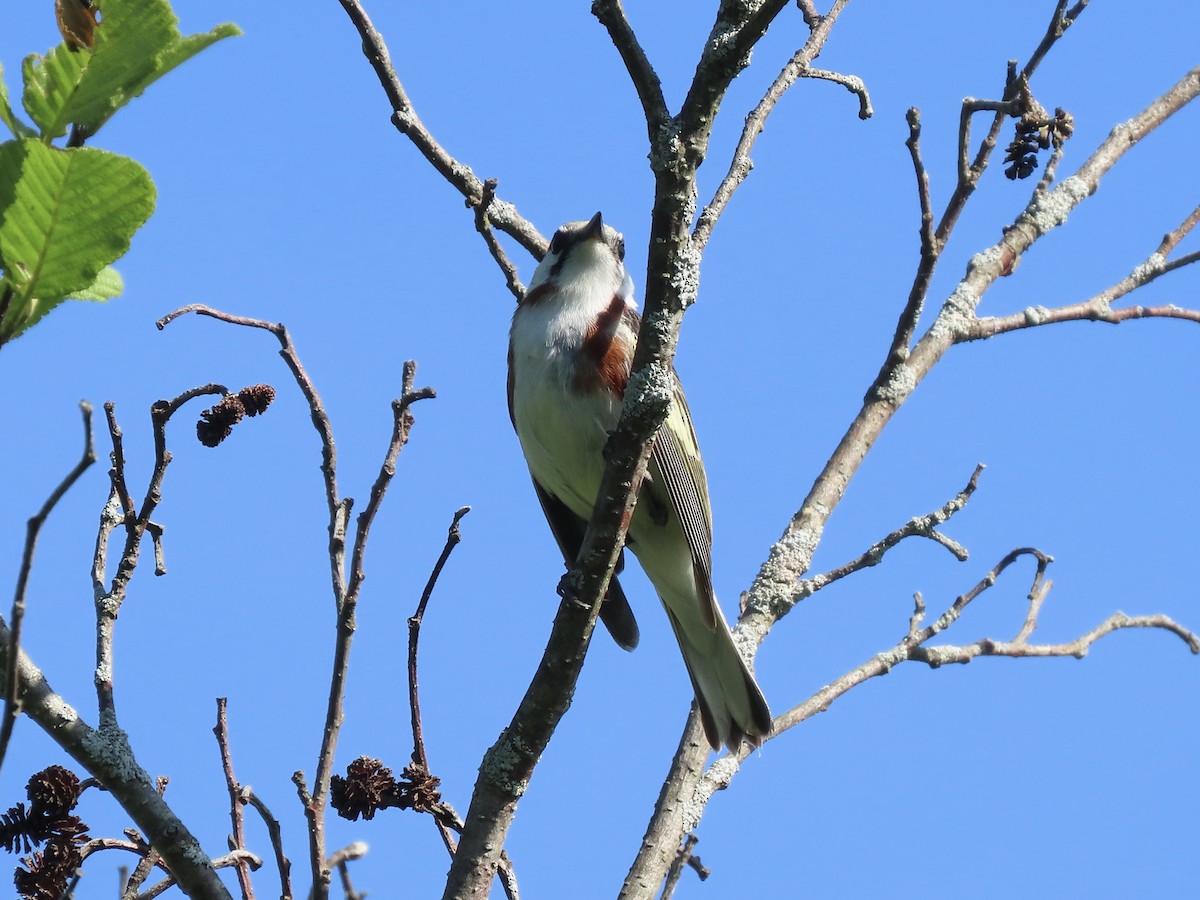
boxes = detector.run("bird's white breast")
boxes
[510,282,627,522]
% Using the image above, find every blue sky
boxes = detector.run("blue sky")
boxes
[1,2,1198,897]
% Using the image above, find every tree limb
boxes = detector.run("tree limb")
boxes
[1,401,95,771]
[334,0,547,260]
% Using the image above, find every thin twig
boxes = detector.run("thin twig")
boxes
[92,388,224,719]
[592,0,670,138]
[694,0,857,250]
[776,465,983,616]
[398,504,522,894]
[697,547,1197,816]
[315,364,437,887]
[474,179,525,302]
[408,507,470,857]
[884,107,937,362]
[103,402,136,515]
[938,1,1089,244]
[799,66,872,119]
[1,402,96,770]
[158,306,345,604]
[121,843,162,900]
[962,197,1200,340]
[957,96,1023,187]
[408,506,470,772]
[326,841,368,870]
[214,698,255,900]
[158,304,356,894]
[334,0,546,259]
[243,789,294,900]
[660,834,706,899]
[134,851,263,900]
[329,843,370,900]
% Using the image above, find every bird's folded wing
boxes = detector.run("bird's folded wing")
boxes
[650,374,717,630]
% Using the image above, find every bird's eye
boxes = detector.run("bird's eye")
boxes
[616,237,626,261]
[549,229,568,255]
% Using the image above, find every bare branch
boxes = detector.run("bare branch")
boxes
[680,547,1198,833]
[157,307,344,595]
[122,841,163,900]
[592,0,670,136]
[694,0,858,250]
[213,698,256,900]
[937,1,1090,246]
[157,304,436,897]
[243,788,294,900]
[800,66,872,119]
[957,96,1024,187]
[335,854,367,900]
[660,834,706,899]
[1024,1,1090,79]
[746,64,1200,646]
[311,360,434,895]
[333,0,546,259]
[134,851,263,900]
[474,179,526,302]
[867,10,1091,400]
[326,841,368,870]
[916,611,1200,664]
[406,507,471,848]
[91,387,225,720]
[787,464,983,613]
[883,107,937,362]
[1,402,95,770]
[963,197,1200,339]
[0,616,230,896]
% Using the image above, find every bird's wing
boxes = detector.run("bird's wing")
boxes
[649,373,718,630]
[531,477,640,651]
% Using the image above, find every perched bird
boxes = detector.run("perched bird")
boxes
[507,212,771,750]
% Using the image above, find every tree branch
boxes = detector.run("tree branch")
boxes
[0,619,232,897]
[158,305,434,898]
[694,0,858,250]
[630,59,1200,900]
[667,547,1198,844]
[473,179,526,302]
[962,199,1200,339]
[243,787,294,900]
[334,0,547,259]
[444,4,811,895]
[744,63,1200,642]
[1,402,95,771]
[789,464,983,609]
[406,507,474,859]
[214,698,256,900]
[592,0,670,137]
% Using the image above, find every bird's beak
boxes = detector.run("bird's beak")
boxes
[583,211,605,241]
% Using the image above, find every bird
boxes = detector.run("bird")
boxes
[507,211,771,750]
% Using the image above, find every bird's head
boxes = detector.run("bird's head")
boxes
[526,212,635,305]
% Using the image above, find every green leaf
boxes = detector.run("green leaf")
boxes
[21,46,88,140]
[22,0,240,140]
[0,64,37,139]
[4,267,125,341]
[67,264,123,301]
[0,139,154,340]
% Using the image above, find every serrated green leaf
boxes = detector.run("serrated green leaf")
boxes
[21,45,88,140]
[22,0,240,140]
[0,139,154,340]
[0,64,37,139]
[67,264,123,301]
[3,266,125,341]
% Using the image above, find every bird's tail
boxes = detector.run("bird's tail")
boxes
[663,599,771,750]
